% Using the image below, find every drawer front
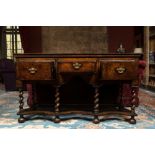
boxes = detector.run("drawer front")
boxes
[16,61,54,80]
[57,60,96,73]
[100,59,138,80]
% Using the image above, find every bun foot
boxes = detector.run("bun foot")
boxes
[18,116,26,123]
[129,118,136,124]
[93,116,100,124]
[54,116,61,123]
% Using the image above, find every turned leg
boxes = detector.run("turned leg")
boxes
[93,86,100,124]
[18,88,26,123]
[129,86,138,124]
[130,105,136,124]
[54,86,61,123]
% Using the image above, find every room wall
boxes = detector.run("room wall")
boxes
[42,26,108,54]
[19,26,42,52]
[19,26,136,53]
[107,26,135,52]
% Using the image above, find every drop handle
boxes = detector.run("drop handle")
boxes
[72,62,82,70]
[115,67,126,74]
[28,67,37,74]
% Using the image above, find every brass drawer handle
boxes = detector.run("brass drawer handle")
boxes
[115,67,126,74]
[72,62,82,70]
[28,67,37,74]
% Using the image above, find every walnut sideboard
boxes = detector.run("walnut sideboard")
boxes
[15,53,142,124]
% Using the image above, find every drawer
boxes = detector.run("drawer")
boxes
[57,59,97,73]
[100,59,139,80]
[16,61,54,80]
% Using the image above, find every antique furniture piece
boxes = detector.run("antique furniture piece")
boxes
[15,53,143,124]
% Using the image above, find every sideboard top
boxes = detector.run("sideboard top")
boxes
[15,53,143,59]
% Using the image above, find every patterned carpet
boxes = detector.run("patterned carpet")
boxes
[0,88,155,129]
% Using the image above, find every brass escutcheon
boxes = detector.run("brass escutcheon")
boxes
[28,67,37,74]
[115,67,126,74]
[72,62,82,70]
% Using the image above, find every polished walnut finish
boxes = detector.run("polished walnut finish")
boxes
[15,53,142,124]
[57,59,97,73]
[16,59,55,80]
[100,58,139,80]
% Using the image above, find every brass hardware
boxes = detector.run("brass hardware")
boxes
[28,67,37,74]
[115,67,126,74]
[72,62,82,70]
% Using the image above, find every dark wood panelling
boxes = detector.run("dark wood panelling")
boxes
[107,26,135,53]
[19,26,42,52]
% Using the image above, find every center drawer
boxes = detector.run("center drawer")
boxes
[57,59,97,74]
[16,61,55,80]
